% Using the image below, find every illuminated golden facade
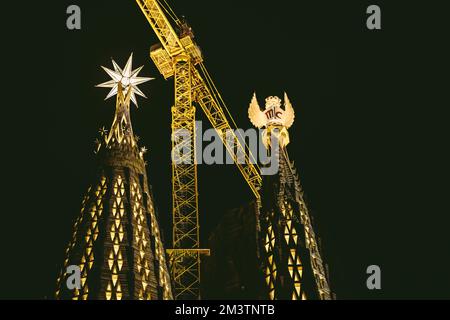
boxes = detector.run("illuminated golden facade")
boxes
[55,76,173,299]
[259,130,332,300]
[249,94,333,300]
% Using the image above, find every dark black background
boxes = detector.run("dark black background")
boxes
[2,0,449,299]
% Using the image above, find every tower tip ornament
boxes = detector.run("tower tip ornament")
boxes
[95,54,153,148]
[248,93,296,148]
[96,53,154,107]
[248,93,295,129]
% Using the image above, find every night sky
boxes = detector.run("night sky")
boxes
[3,0,449,299]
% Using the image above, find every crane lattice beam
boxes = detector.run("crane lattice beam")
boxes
[135,0,262,300]
[192,67,262,198]
[136,0,183,56]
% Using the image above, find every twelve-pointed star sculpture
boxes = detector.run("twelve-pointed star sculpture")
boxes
[96,53,153,107]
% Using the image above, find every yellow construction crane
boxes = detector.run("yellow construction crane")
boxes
[135,0,262,299]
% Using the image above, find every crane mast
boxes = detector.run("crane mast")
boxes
[135,0,262,299]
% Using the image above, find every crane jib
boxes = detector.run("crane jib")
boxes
[135,0,262,199]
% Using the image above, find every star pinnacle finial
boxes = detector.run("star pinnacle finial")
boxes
[96,53,153,107]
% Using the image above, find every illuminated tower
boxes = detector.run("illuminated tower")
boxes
[55,54,173,300]
[249,93,333,300]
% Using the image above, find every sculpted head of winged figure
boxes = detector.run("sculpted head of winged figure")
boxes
[248,92,295,129]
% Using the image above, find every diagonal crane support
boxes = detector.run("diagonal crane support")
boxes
[192,66,262,198]
[136,0,262,196]
[135,0,262,300]
[136,0,183,56]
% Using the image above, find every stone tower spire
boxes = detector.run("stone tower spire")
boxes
[249,93,332,300]
[55,55,172,300]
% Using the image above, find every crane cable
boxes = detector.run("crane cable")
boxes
[155,0,262,179]
[156,0,181,26]
[198,62,261,173]
[200,62,261,171]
